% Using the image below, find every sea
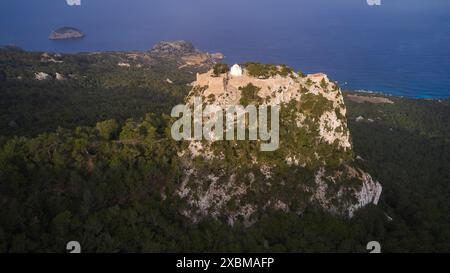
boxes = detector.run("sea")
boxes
[1,0,450,98]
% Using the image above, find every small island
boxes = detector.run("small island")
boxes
[49,27,85,40]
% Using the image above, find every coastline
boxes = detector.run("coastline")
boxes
[1,44,449,100]
[344,89,450,101]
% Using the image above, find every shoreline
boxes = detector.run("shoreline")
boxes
[2,44,449,101]
[344,90,450,101]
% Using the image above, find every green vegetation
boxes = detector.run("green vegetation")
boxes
[207,94,216,103]
[0,49,449,252]
[0,48,194,137]
[320,78,328,89]
[344,92,450,252]
[212,63,229,77]
[1,92,448,252]
[245,62,294,79]
[297,70,305,78]
[96,119,119,140]
[239,83,262,106]
[300,93,334,117]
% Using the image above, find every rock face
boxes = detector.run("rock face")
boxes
[34,72,50,81]
[150,40,198,56]
[176,64,382,225]
[149,40,223,69]
[40,53,63,63]
[55,73,65,81]
[49,27,85,40]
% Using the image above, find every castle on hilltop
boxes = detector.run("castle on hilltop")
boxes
[194,63,243,98]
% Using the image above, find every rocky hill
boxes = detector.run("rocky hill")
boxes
[49,27,85,40]
[1,45,449,252]
[176,63,382,225]
[149,40,224,69]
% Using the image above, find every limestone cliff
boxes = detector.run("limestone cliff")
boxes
[175,64,382,225]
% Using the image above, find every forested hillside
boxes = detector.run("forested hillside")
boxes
[0,48,449,252]
[0,44,202,137]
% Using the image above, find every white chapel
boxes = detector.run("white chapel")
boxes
[230,64,243,77]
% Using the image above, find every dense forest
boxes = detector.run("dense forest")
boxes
[0,45,195,137]
[0,47,449,252]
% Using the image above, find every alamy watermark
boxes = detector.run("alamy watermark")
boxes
[66,0,81,6]
[366,241,382,253]
[367,0,381,6]
[66,241,81,253]
[171,97,280,152]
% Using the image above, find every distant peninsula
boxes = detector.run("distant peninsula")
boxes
[49,27,85,40]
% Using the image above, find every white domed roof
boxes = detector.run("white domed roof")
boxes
[230,64,243,77]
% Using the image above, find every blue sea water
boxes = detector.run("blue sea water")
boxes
[1,0,449,98]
